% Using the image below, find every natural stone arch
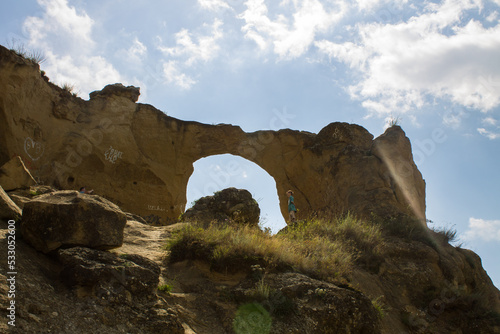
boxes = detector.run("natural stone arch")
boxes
[185,153,286,231]
[0,48,426,225]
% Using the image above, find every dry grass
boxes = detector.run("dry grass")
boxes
[166,214,383,281]
[7,39,46,64]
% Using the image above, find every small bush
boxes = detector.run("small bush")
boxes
[158,284,173,294]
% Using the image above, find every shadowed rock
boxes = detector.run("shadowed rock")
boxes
[58,247,161,303]
[0,156,37,191]
[0,185,21,221]
[21,191,127,253]
[182,187,260,227]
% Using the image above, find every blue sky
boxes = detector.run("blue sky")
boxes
[1,0,499,288]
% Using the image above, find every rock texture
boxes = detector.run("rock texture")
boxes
[0,45,425,224]
[182,187,260,227]
[0,156,37,191]
[233,272,381,333]
[21,191,127,253]
[0,185,22,221]
[6,184,56,210]
[58,247,161,303]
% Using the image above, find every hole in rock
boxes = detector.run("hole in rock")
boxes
[186,154,286,234]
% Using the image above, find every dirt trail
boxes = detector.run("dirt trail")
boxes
[114,220,240,333]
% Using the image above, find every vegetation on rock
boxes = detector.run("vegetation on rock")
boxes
[167,214,383,282]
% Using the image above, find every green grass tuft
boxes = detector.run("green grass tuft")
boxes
[158,284,173,294]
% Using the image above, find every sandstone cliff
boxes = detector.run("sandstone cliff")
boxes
[0,45,425,225]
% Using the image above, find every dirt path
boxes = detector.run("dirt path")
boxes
[114,220,239,333]
[111,220,187,263]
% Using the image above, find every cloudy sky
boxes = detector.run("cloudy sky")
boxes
[1,0,499,287]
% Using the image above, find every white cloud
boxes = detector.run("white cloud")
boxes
[239,0,346,59]
[157,19,223,89]
[482,117,498,126]
[464,217,500,241]
[159,19,223,66]
[43,51,122,96]
[316,0,500,117]
[24,0,94,51]
[355,0,407,12]
[163,61,197,90]
[22,0,122,97]
[477,127,500,139]
[198,0,231,11]
[478,116,500,139]
[125,38,147,63]
[486,10,499,22]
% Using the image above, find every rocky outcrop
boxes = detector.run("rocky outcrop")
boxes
[0,156,37,191]
[182,187,260,227]
[58,247,161,303]
[21,191,127,253]
[0,45,425,224]
[0,185,21,221]
[233,272,381,333]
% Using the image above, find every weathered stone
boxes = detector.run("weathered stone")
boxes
[0,44,425,225]
[182,187,260,227]
[7,185,57,210]
[89,83,140,102]
[0,156,37,191]
[241,272,381,333]
[57,247,160,303]
[21,191,127,253]
[0,185,22,221]
[372,125,426,220]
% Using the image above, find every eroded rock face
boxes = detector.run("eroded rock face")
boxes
[0,156,37,191]
[21,191,127,253]
[0,45,425,224]
[182,187,260,227]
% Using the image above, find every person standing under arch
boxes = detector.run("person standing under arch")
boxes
[286,190,297,223]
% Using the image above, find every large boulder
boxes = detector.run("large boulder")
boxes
[182,188,260,227]
[57,247,161,304]
[21,191,127,253]
[0,185,22,221]
[0,156,37,191]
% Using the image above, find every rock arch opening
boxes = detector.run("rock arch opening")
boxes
[186,154,286,233]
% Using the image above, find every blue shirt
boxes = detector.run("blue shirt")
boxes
[288,196,296,212]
